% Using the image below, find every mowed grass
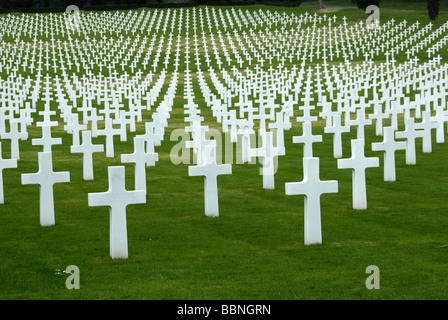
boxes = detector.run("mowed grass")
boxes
[1,4,448,300]
[1,107,447,299]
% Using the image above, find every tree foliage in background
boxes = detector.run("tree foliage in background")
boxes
[0,0,303,9]
[427,0,439,23]
[356,0,381,12]
[17,0,34,7]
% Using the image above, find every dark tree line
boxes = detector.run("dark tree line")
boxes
[355,0,439,24]
[427,0,439,23]
[1,0,140,9]
[1,0,302,10]
[356,0,380,12]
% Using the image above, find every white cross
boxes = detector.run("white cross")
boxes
[253,103,275,132]
[237,119,255,163]
[268,111,292,149]
[293,121,322,157]
[88,166,146,259]
[372,127,406,181]
[32,125,62,153]
[432,106,446,143]
[64,113,87,147]
[1,120,28,160]
[222,109,240,143]
[350,107,372,140]
[0,142,17,204]
[285,157,338,245]
[141,121,163,151]
[113,110,133,142]
[85,107,104,138]
[70,130,104,180]
[121,136,158,193]
[415,110,437,153]
[395,117,424,165]
[324,113,350,158]
[369,100,390,136]
[188,142,231,217]
[97,117,121,158]
[337,139,379,210]
[21,152,70,226]
[185,121,210,165]
[249,130,285,189]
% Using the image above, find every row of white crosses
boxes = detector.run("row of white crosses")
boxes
[193,53,447,244]
[194,64,333,245]
[0,8,320,41]
[0,70,168,160]
[2,8,448,253]
[3,9,447,78]
[88,78,177,259]
[1,58,446,190]
[203,66,336,245]
[183,70,233,217]
[90,71,177,259]
[0,70,179,259]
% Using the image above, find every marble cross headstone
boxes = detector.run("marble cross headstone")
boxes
[121,136,158,193]
[268,110,291,149]
[88,166,146,259]
[140,121,163,167]
[415,110,436,153]
[185,120,209,165]
[293,121,322,157]
[372,126,406,181]
[324,113,350,158]
[0,142,17,204]
[86,107,104,138]
[70,130,104,180]
[188,142,232,217]
[1,120,28,160]
[369,101,389,136]
[285,157,338,245]
[32,125,62,153]
[394,117,424,165]
[350,108,372,140]
[237,119,255,163]
[21,152,70,226]
[249,130,285,190]
[97,117,121,158]
[337,139,379,209]
[64,113,87,147]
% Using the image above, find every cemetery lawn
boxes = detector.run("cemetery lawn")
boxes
[3,118,448,300]
[1,4,448,300]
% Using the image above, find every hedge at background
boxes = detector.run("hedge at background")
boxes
[0,0,302,11]
[356,0,381,10]
[427,0,439,22]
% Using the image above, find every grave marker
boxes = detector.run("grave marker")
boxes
[0,142,17,204]
[337,139,379,209]
[88,166,146,259]
[21,152,70,226]
[121,136,158,192]
[188,142,231,217]
[372,127,406,181]
[70,130,104,180]
[285,157,338,245]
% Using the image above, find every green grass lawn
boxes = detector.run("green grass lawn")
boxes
[2,111,448,299]
[0,4,448,300]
